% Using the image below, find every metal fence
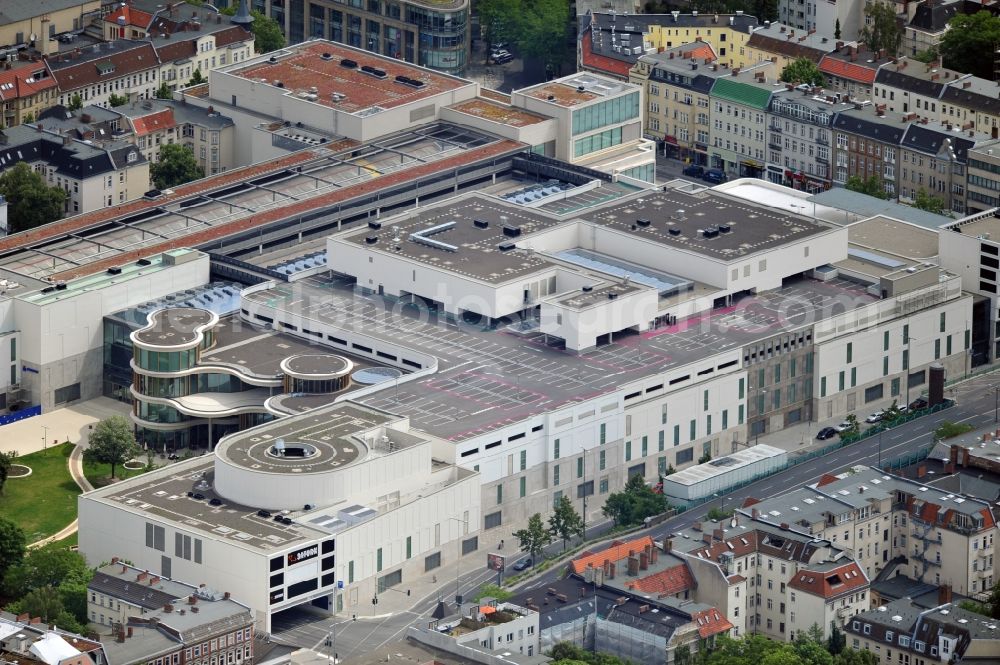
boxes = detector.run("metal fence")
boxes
[670,402,954,512]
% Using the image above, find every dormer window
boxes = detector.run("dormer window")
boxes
[96,61,116,76]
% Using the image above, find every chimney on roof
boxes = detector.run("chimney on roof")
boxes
[627,556,640,576]
[639,552,649,570]
[164,603,173,612]
[650,547,659,564]
[127,627,133,638]
[938,584,952,605]
[116,631,125,644]
[608,562,616,579]
[39,17,51,58]
[663,539,673,553]
[693,521,702,532]
[702,533,713,544]
[713,528,724,541]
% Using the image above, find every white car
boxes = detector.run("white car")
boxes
[833,421,852,433]
[865,411,884,424]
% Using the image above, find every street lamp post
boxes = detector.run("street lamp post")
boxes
[41,425,49,450]
[447,516,469,606]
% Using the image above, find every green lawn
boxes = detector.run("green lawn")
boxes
[82,456,147,489]
[0,443,79,543]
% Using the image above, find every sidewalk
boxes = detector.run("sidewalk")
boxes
[0,397,131,456]
[28,442,94,548]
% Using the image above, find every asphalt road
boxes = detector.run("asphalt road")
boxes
[272,369,999,656]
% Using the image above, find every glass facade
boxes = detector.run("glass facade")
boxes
[574,127,623,158]
[571,93,640,136]
[136,347,199,372]
[284,375,350,394]
[622,164,656,183]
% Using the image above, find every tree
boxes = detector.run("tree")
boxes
[548,495,584,551]
[674,645,692,665]
[827,623,847,655]
[913,188,945,215]
[83,415,140,480]
[250,10,285,53]
[68,94,83,111]
[913,47,938,64]
[22,112,33,123]
[0,518,26,579]
[512,513,550,561]
[150,144,205,190]
[845,174,887,199]
[601,474,668,528]
[154,81,173,100]
[780,58,825,86]
[940,11,1000,80]
[601,491,632,527]
[474,583,513,602]
[882,399,902,424]
[187,68,207,87]
[834,18,841,40]
[2,543,92,599]
[844,413,861,437]
[860,1,901,57]
[108,92,129,107]
[0,162,66,233]
[477,0,521,53]
[834,649,879,665]
[518,0,571,74]
[0,450,17,495]
[20,586,63,623]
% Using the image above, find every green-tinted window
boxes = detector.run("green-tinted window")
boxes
[738,404,744,424]
[947,335,952,356]
[571,92,640,134]
[599,450,606,470]
[577,457,584,478]
[625,440,632,461]
[689,419,696,441]
[891,377,900,396]
[348,560,354,583]
[838,371,845,392]
[520,450,526,471]
[673,424,680,446]
[496,484,503,505]
[805,354,813,373]
[519,477,526,498]
[883,356,889,376]
[376,548,383,572]
[965,330,971,350]
[788,383,796,403]
[758,368,765,386]
[9,338,15,362]
[554,439,560,459]
[772,389,780,410]
[641,435,648,457]
[599,424,606,444]
[934,339,941,360]
[757,394,765,415]
[903,349,909,370]
[846,342,853,363]
[553,465,560,485]
[739,378,745,399]
[703,390,709,411]
[884,330,890,351]
[574,127,624,157]
[850,367,856,388]
[600,478,609,493]
[821,376,827,397]
[658,456,667,476]
[406,536,412,559]
[940,312,946,333]
[903,324,909,343]
[722,409,729,429]
[706,414,712,435]
[774,364,781,383]
[790,358,796,378]
[658,430,665,451]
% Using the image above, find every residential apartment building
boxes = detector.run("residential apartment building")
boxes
[245,0,471,76]
[743,22,838,71]
[766,86,849,190]
[629,43,728,165]
[965,140,1000,213]
[819,44,891,101]
[902,0,961,58]
[47,40,161,108]
[845,598,1000,663]
[89,559,256,665]
[580,11,760,80]
[0,123,148,215]
[709,65,775,178]
[0,0,101,50]
[0,63,58,128]
[940,212,1000,362]
[777,0,864,40]
[115,98,236,173]
[896,122,986,214]
[831,104,903,195]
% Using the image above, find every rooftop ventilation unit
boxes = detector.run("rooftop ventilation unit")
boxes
[55,282,67,291]
[474,219,489,229]
[502,225,522,237]
[668,228,681,236]
[320,52,333,61]
[582,285,593,292]
[269,55,277,63]
[409,221,458,252]
[394,75,425,88]
[498,241,516,251]
[702,227,719,238]
[107,266,122,275]
[636,218,651,227]
[360,65,387,79]
[608,292,619,300]
[365,235,378,244]
[368,221,382,230]
[718,224,731,233]
[340,59,358,68]
[136,258,152,266]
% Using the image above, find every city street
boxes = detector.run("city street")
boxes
[281,368,1000,656]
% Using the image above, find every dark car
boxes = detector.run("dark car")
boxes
[909,397,928,410]
[816,427,838,440]
[682,164,705,178]
[192,493,205,500]
[209,498,222,506]
[512,557,533,571]
[702,168,727,184]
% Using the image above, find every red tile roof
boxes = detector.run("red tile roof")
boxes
[570,536,655,575]
[47,43,159,93]
[981,508,996,529]
[49,139,523,281]
[0,68,56,101]
[104,5,155,29]
[625,563,695,597]
[819,56,878,85]
[691,607,734,638]
[131,109,176,136]
[817,473,840,487]
[580,27,634,79]
[787,561,868,599]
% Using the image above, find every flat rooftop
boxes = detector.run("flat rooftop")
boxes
[339,195,563,284]
[215,402,392,474]
[580,187,833,261]
[551,281,646,309]
[847,216,939,261]
[246,272,878,441]
[447,98,550,127]
[134,308,214,346]
[518,72,637,108]
[232,42,470,115]
[949,214,1000,239]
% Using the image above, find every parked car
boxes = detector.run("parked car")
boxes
[816,427,837,440]
[865,411,884,424]
[909,397,928,410]
[833,421,853,433]
[512,557,533,571]
[491,50,513,64]
[702,168,727,184]
[682,164,705,178]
